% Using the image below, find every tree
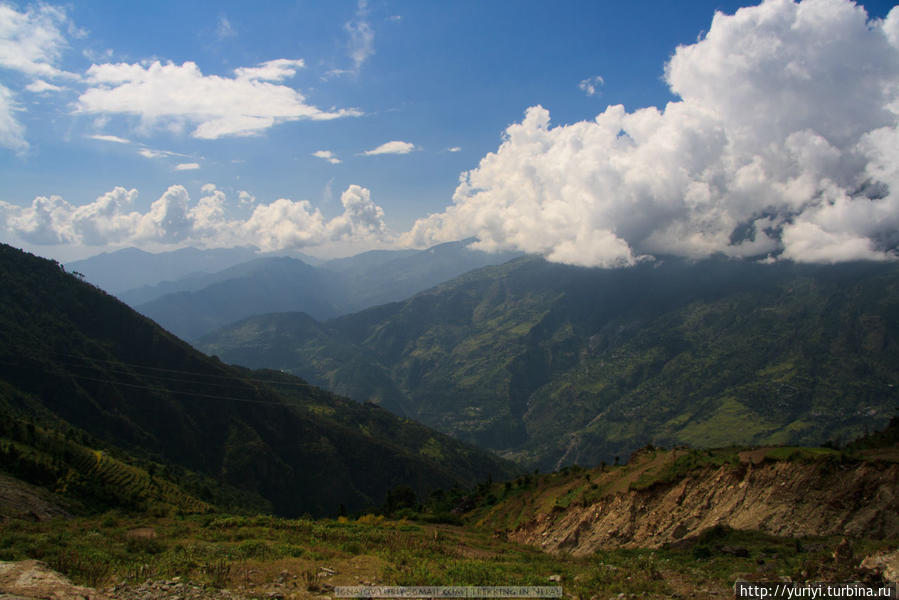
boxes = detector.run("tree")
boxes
[384,485,417,514]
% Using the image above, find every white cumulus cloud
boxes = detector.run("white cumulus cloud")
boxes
[175,162,200,171]
[238,190,256,206]
[76,59,360,139]
[403,0,899,266]
[327,184,386,240]
[0,187,140,245]
[363,140,415,155]
[1,184,389,252]
[72,187,142,245]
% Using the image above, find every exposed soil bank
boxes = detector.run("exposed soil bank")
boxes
[508,459,899,555]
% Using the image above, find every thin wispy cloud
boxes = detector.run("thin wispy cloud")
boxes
[0,3,77,79]
[82,47,114,63]
[88,134,130,144]
[139,148,189,160]
[347,0,374,71]
[25,80,64,93]
[0,3,77,151]
[363,140,415,156]
[0,84,27,152]
[327,0,374,78]
[579,75,604,97]
[312,150,341,164]
[216,15,236,40]
[234,58,304,82]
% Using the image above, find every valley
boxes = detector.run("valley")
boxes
[199,256,899,470]
[2,242,898,599]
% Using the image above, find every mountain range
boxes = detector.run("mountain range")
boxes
[67,246,264,294]
[199,255,899,470]
[69,240,520,341]
[0,243,516,516]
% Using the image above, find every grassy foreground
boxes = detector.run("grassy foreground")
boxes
[1,511,894,599]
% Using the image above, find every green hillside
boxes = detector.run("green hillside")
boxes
[0,410,217,517]
[0,243,517,516]
[200,256,899,470]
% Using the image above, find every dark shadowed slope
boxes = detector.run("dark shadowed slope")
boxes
[0,244,517,516]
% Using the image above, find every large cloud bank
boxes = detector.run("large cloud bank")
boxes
[405,0,899,266]
[0,184,388,251]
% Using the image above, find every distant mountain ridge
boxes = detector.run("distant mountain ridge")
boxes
[324,238,522,314]
[134,257,344,339]
[199,256,899,470]
[67,246,327,295]
[0,243,517,516]
[125,239,521,340]
[66,246,261,293]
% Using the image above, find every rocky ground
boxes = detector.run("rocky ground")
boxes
[0,559,108,600]
[2,551,898,600]
[104,579,246,600]
[0,474,72,523]
[0,560,359,600]
[0,560,260,600]
[508,456,899,554]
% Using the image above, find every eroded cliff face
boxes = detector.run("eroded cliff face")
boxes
[507,460,899,555]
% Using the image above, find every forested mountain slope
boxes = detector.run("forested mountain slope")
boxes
[0,244,517,516]
[201,256,899,470]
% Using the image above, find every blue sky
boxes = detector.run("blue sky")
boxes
[1,0,898,263]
